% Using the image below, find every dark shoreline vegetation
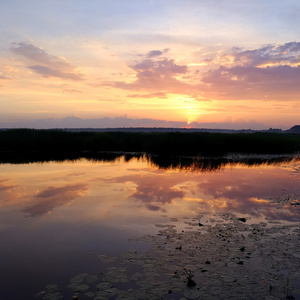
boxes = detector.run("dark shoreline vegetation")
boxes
[1,129,300,171]
[1,128,300,156]
[0,151,299,172]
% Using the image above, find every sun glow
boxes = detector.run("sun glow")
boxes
[186,109,206,124]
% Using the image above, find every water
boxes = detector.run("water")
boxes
[1,155,300,299]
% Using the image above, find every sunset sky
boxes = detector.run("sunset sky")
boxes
[1,0,300,129]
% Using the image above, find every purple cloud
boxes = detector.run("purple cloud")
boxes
[147,50,164,57]
[146,48,169,58]
[131,58,187,75]
[28,65,83,80]
[115,42,300,101]
[10,42,84,80]
[201,42,300,100]
[230,43,300,67]
[112,43,300,101]
[112,57,199,97]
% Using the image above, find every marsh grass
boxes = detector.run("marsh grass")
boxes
[1,129,300,156]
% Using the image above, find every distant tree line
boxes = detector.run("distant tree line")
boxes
[1,128,300,156]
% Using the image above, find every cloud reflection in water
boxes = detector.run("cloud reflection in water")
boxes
[109,173,185,212]
[103,156,300,222]
[23,184,88,217]
[1,155,300,222]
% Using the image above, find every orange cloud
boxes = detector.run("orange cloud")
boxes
[127,92,168,99]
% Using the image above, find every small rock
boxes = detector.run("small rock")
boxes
[187,277,197,287]
[238,218,247,222]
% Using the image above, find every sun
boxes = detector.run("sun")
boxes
[187,121,191,125]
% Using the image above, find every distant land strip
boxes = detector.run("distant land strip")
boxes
[1,128,300,156]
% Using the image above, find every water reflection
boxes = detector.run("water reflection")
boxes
[0,151,299,171]
[0,178,18,192]
[1,154,299,222]
[23,184,88,216]
[1,155,300,299]
[102,161,300,222]
[105,172,185,212]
